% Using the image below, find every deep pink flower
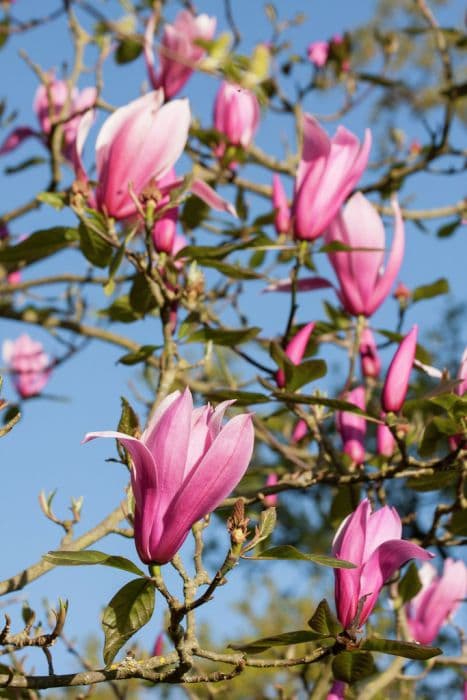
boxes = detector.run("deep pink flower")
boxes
[152,632,164,657]
[381,325,418,413]
[325,193,405,316]
[272,175,291,235]
[145,11,216,99]
[359,327,381,378]
[332,498,432,629]
[406,559,467,644]
[276,322,315,388]
[292,418,308,442]
[292,116,371,241]
[152,207,178,254]
[213,82,260,158]
[336,386,366,466]
[455,347,467,396]
[376,418,396,457]
[84,388,254,565]
[2,334,52,398]
[307,41,330,68]
[264,473,278,507]
[327,681,346,700]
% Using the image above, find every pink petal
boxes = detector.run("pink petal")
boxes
[263,276,333,293]
[0,127,39,155]
[382,325,418,413]
[191,178,237,217]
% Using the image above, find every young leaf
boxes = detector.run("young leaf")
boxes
[118,345,159,366]
[361,637,442,660]
[412,278,449,303]
[246,545,356,569]
[398,562,422,604]
[332,650,376,683]
[118,397,140,437]
[204,389,270,405]
[229,629,331,654]
[0,227,79,269]
[78,222,113,268]
[187,326,261,346]
[284,359,327,391]
[102,578,155,665]
[44,550,145,577]
[307,599,343,636]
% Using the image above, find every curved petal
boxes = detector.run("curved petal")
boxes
[144,14,160,89]
[191,178,237,217]
[382,325,418,413]
[0,126,39,156]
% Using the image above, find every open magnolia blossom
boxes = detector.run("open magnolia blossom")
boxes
[73,90,237,221]
[332,498,432,629]
[213,81,260,157]
[84,388,254,565]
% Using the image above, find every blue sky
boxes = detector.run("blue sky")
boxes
[0,0,465,682]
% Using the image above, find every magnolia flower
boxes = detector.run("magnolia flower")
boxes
[336,386,366,466]
[325,193,405,316]
[359,327,381,378]
[307,41,329,68]
[263,473,278,507]
[152,207,178,254]
[326,681,346,700]
[332,498,432,629]
[272,175,291,235]
[84,388,254,565]
[376,419,396,457]
[406,559,467,644]
[73,90,236,221]
[213,82,260,158]
[455,347,467,397]
[144,11,216,99]
[292,115,371,241]
[0,75,96,160]
[2,334,52,398]
[381,325,418,413]
[276,322,315,388]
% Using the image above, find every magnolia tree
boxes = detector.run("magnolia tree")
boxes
[0,0,466,698]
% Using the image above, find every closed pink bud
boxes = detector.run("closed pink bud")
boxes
[376,418,395,457]
[84,388,254,565]
[327,681,346,700]
[272,175,291,235]
[152,208,178,254]
[326,193,405,316]
[94,91,190,219]
[2,334,52,398]
[264,473,278,507]
[336,386,366,465]
[359,327,381,378]
[455,347,467,396]
[332,498,433,629]
[152,632,164,657]
[145,11,216,99]
[381,325,418,413]
[276,322,315,388]
[307,41,329,68]
[0,126,37,156]
[292,418,308,442]
[213,82,260,157]
[292,116,371,241]
[406,559,467,644]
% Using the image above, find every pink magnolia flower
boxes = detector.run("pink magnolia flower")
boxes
[264,473,278,507]
[84,388,254,565]
[74,90,236,221]
[406,559,467,645]
[276,322,315,388]
[213,82,260,157]
[325,193,405,316]
[272,174,291,235]
[359,327,381,378]
[152,632,164,657]
[376,419,396,457]
[152,207,178,254]
[381,325,418,413]
[145,11,216,100]
[455,347,467,396]
[327,681,346,700]
[0,76,96,159]
[2,334,52,398]
[336,386,366,466]
[307,41,329,68]
[292,115,371,241]
[292,418,308,442]
[332,498,432,629]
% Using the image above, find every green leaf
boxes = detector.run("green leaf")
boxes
[307,599,343,636]
[5,156,47,174]
[406,470,458,492]
[115,38,143,64]
[412,278,449,303]
[204,389,270,405]
[246,545,356,569]
[284,359,327,391]
[437,219,460,238]
[102,578,155,665]
[398,562,422,603]
[271,391,382,424]
[79,222,113,268]
[187,326,261,346]
[243,507,277,553]
[118,397,140,437]
[118,345,159,366]
[361,637,442,660]
[332,651,376,683]
[44,550,145,577]
[129,274,159,315]
[36,191,67,210]
[99,296,141,323]
[449,509,467,536]
[196,258,263,280]
[229,629,330,654]
[180,195,210,231]
[0,227,79,269]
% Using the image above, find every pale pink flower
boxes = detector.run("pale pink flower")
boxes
[213,82,260,158]
[325,193,404,316]
[406,559,467,644]
[332,498,432,629]
[145,11,216,99]
[307,41,329,68]
[2,334,52,398]
[336,386,366,466]
[84,388,254,565]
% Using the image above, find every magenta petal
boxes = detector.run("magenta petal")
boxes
[263,276,333,293]
[382,325,418,413]
[191,178,237,217]
[0,127,39,156]
[368,195,405,315]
